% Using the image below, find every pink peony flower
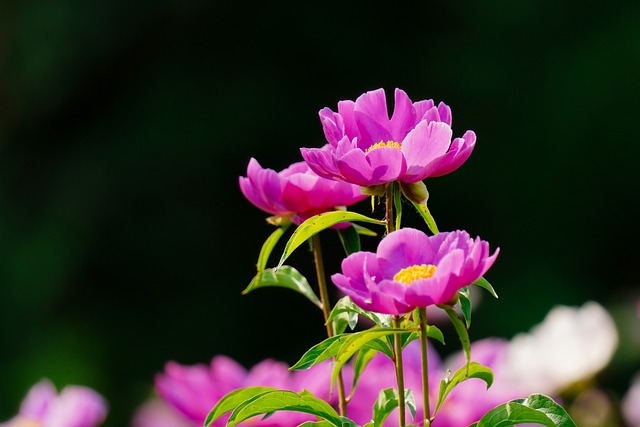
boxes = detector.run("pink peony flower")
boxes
[432,339,525,427]
[1,379,107,427]
[131,399,194,427]
[301,88,475,187]
[239,158,367,224]
[331,228,499,315]
[347,340,442,427]
[154,356,338,427]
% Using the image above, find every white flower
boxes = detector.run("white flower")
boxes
[503,301,618,395]
[622,373,640,427]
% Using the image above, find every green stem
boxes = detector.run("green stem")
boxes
[393,316,407,427]
[311,233,347,416]
[418,308,431,426]
[385,183,395,233]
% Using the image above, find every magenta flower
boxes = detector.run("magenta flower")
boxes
[239,158,367,224]
[331,228,499,315]
[1,379,107,427]
[301,88,476,187]
[155,355,339,427]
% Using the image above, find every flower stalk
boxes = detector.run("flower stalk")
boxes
[418,307,431,426]
[387,184,406,427]
[311,233,348,416]
[393,315,407,427]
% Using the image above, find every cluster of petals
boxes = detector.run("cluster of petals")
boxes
[321,339,523,427]
[1,379,107,427]
[332,228,499,315]
[301,88,476,187]
[239,158,367,224]
[147,355,338,427]
[502,301,618,395]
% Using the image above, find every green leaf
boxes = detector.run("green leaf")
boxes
[204,386,274,426]
[331,328,415,389]
[256,223,291,272]
[475,394,577,427]
[226,390,343,427]
[410,201,439,235]
[278,211,385,267]
[353,223,378,237]
[459,287,472,328]
[433,362,493,417]
[440,305,471,368]
[393,182,403,230]
[290,334,350,370]
[372,388,417,427]
[363,337,394,360]
[332,309,359,335]
[327,296,392,328]
[472,276,498,299]
[243,266,322,309]
[426,324,445,345]
[296,421,335,427]
[337,225,361,255]
[351,347,378,396]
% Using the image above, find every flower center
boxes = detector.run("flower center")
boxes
[365,140,402,154]
[393,264,437,284]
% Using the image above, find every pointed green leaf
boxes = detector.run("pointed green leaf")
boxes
[278,211,385,267]
[363,337,394,360]
[296,421,335,427]
[337,226,361,255]
[327,296,392,328]
[476,394,577,427]
[472,276,498,298]
[332,309,359,335]
[290,334,350,371]
[204,386,274,426]
[440,305,471,367]
[226,390,342,427]
[459,287,472,328]
[372,388,416,427]
[351,347,378,396]
[426,324,445,345]
[256,223,291,272]
[331,328,416,389]
[433,362,493,417]
[410,201,439,235]
[353,223,378,237]
[393,182,403,231]
[243,266,322,309]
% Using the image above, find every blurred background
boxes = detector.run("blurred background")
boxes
[1,0,639,425]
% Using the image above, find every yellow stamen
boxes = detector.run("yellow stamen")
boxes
[365,140,402,154]
[393,264,437,284]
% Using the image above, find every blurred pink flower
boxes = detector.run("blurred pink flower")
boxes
[331,228,499,315]
[301,88,475,187]
[131,399,193,427]
[153,355,338,427]
[239,159,367,224]
[1,379,107,427]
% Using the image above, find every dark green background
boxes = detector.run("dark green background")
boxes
[1,1,639,425]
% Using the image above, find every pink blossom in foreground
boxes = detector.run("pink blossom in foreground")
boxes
[433,339,525,427]
[347,339,525,427]
[239,158,367,224]
[331,228,499,315]
[301,88,475,187]
[131,399,193,427]
[1,379,107,427]
[154,355,339,427]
